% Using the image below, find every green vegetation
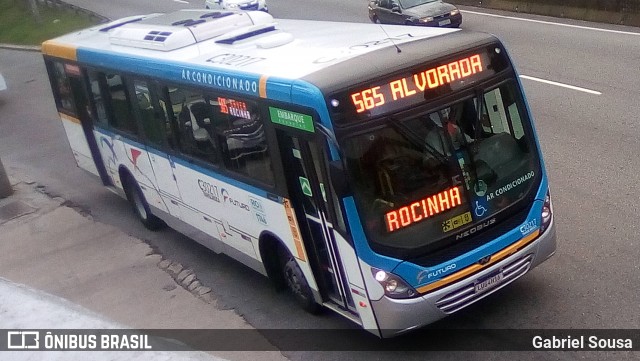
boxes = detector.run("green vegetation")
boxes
[0,0,102,45]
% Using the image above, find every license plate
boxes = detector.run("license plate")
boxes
[439,19,451,26]
[474,271,504,294]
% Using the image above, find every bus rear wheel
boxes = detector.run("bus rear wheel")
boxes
[123,176,164,231]
[281,251,321,314]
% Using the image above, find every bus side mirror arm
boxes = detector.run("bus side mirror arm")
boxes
[329,160,350,198]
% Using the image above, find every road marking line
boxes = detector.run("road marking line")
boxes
[519,75,602,95]
[174,0,189,4]
[462,10,640,36]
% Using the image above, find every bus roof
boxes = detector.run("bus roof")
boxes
[42,9,498,96]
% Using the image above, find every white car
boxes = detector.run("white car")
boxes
[0,73,6,91]
[205,0,268,12]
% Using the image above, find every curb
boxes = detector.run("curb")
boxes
[0,43,41,52]
[158,259,216,304]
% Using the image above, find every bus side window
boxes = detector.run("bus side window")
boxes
[87,70,109,128]
[172,88,219,165]
[165,87,187,151]
[483,85,526,140]
[105,74,139,136]
[157,88,178,150]
[48,61,75,114]
[133,79,165,147]
[212,97,274,185]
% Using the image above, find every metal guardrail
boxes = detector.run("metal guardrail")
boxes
[455,0,640,13]
[36,0,110,24]
[452,0,640,26]
[517,0,639,12]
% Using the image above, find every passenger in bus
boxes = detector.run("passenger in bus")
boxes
[424,103,474,156]
[188,101,215,135]
[176,103,215,162]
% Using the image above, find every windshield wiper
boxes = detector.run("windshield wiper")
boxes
[388,117,449,165]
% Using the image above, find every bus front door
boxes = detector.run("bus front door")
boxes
[277,131,355,311]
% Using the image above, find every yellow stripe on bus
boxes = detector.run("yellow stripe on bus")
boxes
[259,75,268,98]
[416,230,541,294]
[41,40,77,61]
[283,197,306,262]
[59,112,81,125]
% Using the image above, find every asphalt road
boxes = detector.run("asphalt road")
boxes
[1,1,639,360]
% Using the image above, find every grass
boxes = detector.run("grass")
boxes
[0,0,102,45]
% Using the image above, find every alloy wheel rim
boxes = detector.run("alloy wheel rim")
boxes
[285,266,304,298]
[132,188,147,220]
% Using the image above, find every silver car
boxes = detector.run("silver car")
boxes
[205,0,268,12]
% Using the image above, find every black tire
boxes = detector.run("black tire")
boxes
[280,251,322,314]
[123,175,164,231]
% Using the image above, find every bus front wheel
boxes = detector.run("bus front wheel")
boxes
[281,252,321,314]
[123,176,164,231]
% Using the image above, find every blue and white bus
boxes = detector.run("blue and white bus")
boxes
[42,9,556,337]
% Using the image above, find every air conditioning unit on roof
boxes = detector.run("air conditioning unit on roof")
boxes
[107,9,276,51]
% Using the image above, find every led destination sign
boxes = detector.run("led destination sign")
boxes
[386,186,463,232]
[331,45,509,123]
[351,54,483,114]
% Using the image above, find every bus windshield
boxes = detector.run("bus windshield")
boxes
[343,79,540,257]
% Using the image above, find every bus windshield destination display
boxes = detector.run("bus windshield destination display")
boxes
[332,45,509,123]
[351,54,483,114]
[386,186,463,232]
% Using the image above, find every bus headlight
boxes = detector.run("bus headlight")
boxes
[372,268,418,299]
[541,190,552,233]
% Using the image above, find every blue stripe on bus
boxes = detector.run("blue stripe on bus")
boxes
[262,75,294,102]
[291,80,335,132]
[78,48,268,99]
[508,47,549,190]
[343,196,401,271]
[262,75,336,137]
[77,47,329,109]
[94,127,275,200]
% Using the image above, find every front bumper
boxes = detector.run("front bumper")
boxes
[419,13,463,28]
[372,218,556,338]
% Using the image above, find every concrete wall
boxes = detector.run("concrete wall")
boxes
[452,0,640,27]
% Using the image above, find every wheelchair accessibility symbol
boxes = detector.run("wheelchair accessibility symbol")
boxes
[474,200,488,217]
